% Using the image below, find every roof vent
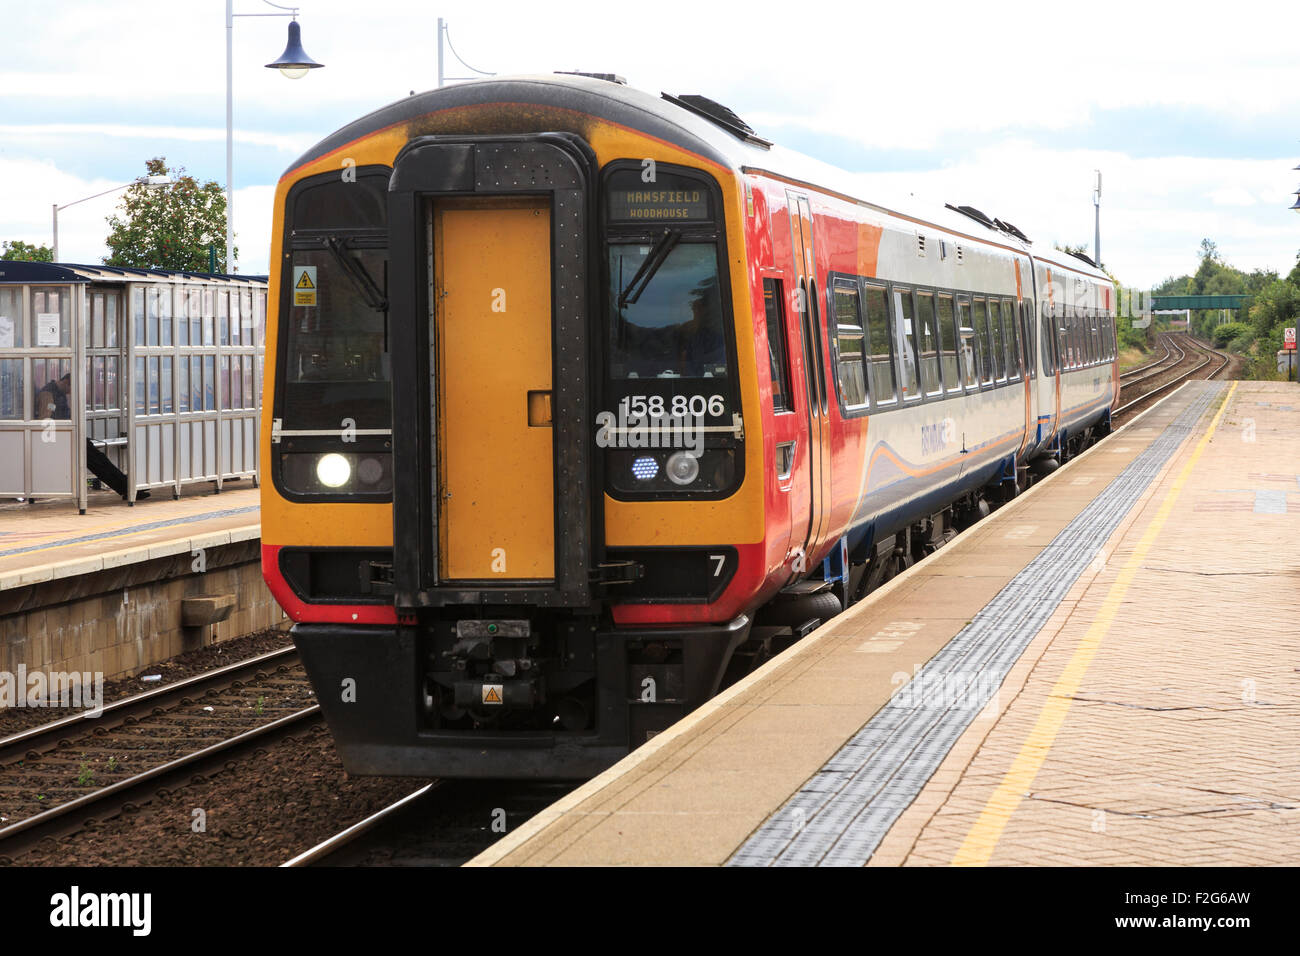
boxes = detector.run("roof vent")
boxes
[554,71,626,84]
[662,93,772,148]
[1066,249,1097,268]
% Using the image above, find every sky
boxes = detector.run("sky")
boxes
[1,0,1297,288]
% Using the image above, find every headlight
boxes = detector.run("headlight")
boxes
[631,455,659,481]
[278,451,393,496]
[316,453,352,488]
[665,450,700,486]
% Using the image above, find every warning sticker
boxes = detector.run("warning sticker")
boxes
[292,266,317,306]
[482,684,503,705]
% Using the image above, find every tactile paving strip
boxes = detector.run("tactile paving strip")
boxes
[728,383,1224,867]
[0,505,258,560]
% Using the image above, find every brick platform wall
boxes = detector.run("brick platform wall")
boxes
[0,539,286,683]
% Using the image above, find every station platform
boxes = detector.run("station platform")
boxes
[0,483,272,684]
[471,379,1299,867]
[0,484,259,590]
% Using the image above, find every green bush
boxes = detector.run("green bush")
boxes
[1211,322,1250,348]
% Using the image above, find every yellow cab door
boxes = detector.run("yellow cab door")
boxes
[432,196,555,581]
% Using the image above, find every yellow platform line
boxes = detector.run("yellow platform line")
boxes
[951,381,1238,866]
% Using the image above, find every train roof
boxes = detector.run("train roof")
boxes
[290,73,1109,284]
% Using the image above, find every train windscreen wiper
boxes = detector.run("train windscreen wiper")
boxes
[325,236,388,313]
[617,228,682,309]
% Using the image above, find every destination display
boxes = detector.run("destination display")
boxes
[608,184,710,222]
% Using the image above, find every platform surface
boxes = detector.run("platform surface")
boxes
[0,484,260,590]
[471,379,1300,866]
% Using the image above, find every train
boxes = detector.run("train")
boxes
[260,73,1118,778]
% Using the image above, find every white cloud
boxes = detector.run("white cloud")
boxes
[0,123,309,153]
[3,0,1300,286]
[232,184,275,275]
[854,143,1299,287]
[0,156,274,274]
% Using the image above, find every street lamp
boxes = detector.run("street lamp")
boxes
[225,0,323,273]
[51,175,172,262]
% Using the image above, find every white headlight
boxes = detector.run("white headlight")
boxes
[666,450,700,486]
[316,453,351,488]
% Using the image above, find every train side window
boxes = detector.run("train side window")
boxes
[939,293,961,393]
[968,297,984,385]
[809,281,828,415]
[1074,309,1085,367]
[1022,301,1036,378]
[831,280,867,409]
[972,297,993,386]
[916,291,942,396]
[1091,310,1101,364]
[1004,298,1021,381]
[797,279,818,420]
[1065,310,1076,369]
[989,299,1007,383]
[1041,306,1056,374]
[762,279,793,413]
[957,296,978,388]
[893,286,921,400]
[863,284,896,404]
[1058,311,1070,370]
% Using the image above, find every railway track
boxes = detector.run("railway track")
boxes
[282,779,577,867]
[1119,334,1178,381]
[1115,332,1228,421]
[0,645,318,861]
[0,706,321,862]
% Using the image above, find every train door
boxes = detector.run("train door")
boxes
[432,196,555,581]
[786,191,829,567]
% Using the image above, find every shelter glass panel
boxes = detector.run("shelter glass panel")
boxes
[34,358,71,419]
[0,359,22,419]
[31,288,71,347]
[0,288,22,347]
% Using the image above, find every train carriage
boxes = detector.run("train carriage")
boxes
[261,73,1117,778]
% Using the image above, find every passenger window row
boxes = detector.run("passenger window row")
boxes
[1048,306,1116,372]
[825,272,1037,414]
[760,274,1115,416]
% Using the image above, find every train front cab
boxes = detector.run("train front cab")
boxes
[269,130,765,779]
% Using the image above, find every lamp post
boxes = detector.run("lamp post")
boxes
[225,0,323,273]
[436,18,495,88]
[1093,169,1102,269]
[52,175,171,263]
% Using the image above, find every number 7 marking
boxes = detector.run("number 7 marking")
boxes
[710,554,726,577]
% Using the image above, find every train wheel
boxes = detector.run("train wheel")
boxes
[760,590,843,629]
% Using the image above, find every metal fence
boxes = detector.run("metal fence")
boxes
[0,261,266,512]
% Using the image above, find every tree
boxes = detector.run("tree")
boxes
[1054,242,1090,257]
[0,240,54,261]
[104,158,234,272]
